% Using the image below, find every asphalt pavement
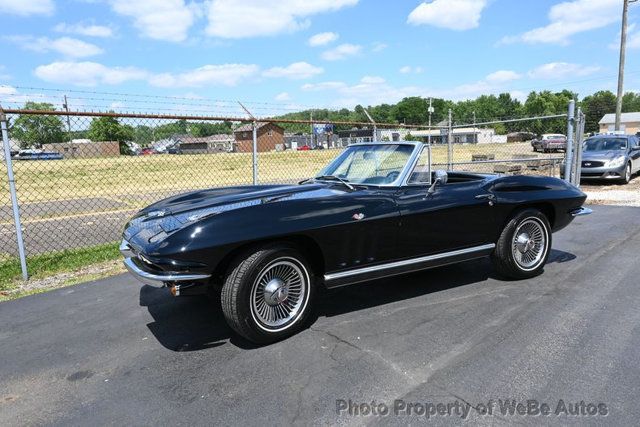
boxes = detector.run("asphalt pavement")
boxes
[1,205,639,426]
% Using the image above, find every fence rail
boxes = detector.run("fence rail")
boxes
[1,104,578,279]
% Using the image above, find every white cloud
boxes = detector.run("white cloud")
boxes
[263,62,323,79]
[399,66,424,74]
[408,0,487,31]
[308,32,339,46]
[301,81,348,91]
[275,92,291,101]
[54,22,115,38]
[0,0,53,15]
[360,76,385,84]
[610,24,640,50]
[109,0,197,42]
[321,43,362,61]
[302,76,422,107]
[0,84,17,95]
[527,62,602,80]
[149,64,260,87]
[206,0,358,39]
[371,42,388,52]
[6,36,103,58]
[34,61,148,86]
[485,70,522,83]
[500,0,621,45]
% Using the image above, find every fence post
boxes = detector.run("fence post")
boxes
[0,108,28,280]
[573,108,585,187]
[252,121,258,185]
[563,100,575,183]
[447,108,453,170]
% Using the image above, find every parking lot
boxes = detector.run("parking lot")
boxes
[0,205,639,425]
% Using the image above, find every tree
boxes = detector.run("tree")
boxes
[581,91,616,134]
[87,115,135,154]
[11,102,65,148]
[622,91,640,113]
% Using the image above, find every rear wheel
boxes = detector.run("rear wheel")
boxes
[221,244,314,344]
[492,209,551,279]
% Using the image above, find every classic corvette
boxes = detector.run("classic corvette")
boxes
[121,141,590,343]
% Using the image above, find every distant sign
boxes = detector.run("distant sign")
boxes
[313,123,334,135]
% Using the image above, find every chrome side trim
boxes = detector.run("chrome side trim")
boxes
[570,207,593,217]
[324,243,496,282]
[123,257,211,287]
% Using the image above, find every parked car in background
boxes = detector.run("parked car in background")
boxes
[577,134,640,184]
[121,141,589,344]
[297,145,311,151]
[12,149,63,160]
[532,134,567,153]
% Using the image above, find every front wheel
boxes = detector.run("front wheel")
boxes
[492,209,551,280]
[621,162,632,184]
[221,244,314,344]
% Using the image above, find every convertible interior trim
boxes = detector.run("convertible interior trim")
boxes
[324,243,496,287]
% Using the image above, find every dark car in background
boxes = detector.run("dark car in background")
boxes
[532,134,567,153]
[578,134,640,184]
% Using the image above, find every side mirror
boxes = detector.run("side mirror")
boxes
[427,170,448,195]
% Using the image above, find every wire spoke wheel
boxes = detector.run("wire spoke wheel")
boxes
[511,218,547,271]
[250,258,309,331]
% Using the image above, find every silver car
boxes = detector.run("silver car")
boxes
[578,135,640,184]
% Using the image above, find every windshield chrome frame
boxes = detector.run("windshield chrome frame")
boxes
[317,142,424,188]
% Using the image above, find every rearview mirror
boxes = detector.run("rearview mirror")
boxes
[427,170,448,195]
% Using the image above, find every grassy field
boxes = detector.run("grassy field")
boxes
[1,142,556,210]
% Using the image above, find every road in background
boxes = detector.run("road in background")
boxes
[0,205,639,425]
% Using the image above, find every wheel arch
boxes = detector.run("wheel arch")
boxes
[210,234,325,289]
[501,202,556,234]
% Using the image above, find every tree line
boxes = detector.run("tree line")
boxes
[8,90,640,150]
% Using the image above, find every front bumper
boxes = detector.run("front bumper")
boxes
[569,206,593,217]
[578,163,626,180]
[120,240,211,287]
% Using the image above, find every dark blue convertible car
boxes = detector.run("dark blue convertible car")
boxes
[121,142,589,343]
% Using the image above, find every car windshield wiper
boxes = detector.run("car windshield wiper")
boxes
[311,175,355,190]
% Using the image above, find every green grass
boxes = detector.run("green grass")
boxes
[0,242,121,298]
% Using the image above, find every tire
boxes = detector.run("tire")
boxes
[221,244,315,344]
[621,162,631,184]
[492,209,551,280]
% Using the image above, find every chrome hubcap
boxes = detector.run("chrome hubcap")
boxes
[251,259,308,330]
[512,218,547,270]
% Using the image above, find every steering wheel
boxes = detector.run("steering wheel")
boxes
[385,171,400,183]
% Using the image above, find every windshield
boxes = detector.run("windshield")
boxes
[318,144,414,185]
[543,135,565,140]
[584,137,627,152]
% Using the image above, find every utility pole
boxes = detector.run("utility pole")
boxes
[472,110,477,143]
[615,0,638,130]
[363,108,377,142]
[427,97,434,146]
[62,95,72,141]
[448,108,453,170]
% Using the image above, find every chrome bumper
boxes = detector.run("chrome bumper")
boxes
[570,207,593,217]
[120,240,210,287]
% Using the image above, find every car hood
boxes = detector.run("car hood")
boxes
[139,183,338,217]
[124,183,343,244]
[581,150,626,161]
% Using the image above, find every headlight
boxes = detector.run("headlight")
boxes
[607,157,625,168]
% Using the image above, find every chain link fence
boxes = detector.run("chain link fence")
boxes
[0,105,574,278]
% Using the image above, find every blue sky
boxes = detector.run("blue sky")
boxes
[0,0,639,115]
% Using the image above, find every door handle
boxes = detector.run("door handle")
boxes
[475,193,497,205]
